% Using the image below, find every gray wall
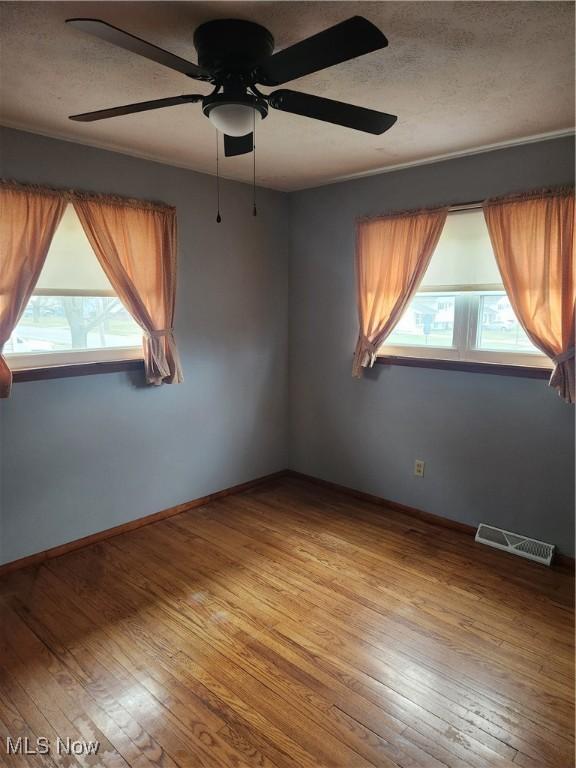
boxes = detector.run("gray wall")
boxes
[0,127,289,565]
[1,129,574,564]
[288,137,575,555]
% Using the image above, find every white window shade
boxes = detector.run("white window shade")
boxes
[35,204,114,294]
[420,209,503,291]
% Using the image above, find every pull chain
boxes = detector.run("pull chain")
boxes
[215,129,222,223]
[252,108,257,217]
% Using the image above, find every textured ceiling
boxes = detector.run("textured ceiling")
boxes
[0,1,574,191]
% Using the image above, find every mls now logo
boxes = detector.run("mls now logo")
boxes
[6,737,100,755]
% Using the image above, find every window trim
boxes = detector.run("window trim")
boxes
[12,357,145,383]
[374,355,552,379]
[6,345,143,371]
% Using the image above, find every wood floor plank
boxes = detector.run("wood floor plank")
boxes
[1,477,573,767]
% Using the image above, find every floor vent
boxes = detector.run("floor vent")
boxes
[475,524,555,566]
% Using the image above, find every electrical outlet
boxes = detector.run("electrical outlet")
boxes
[414,460,425,477]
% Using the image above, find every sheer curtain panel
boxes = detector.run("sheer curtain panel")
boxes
[484,189,575,402]
[73,197,183,386]
[353,208,448,377]
[0,182,66,397]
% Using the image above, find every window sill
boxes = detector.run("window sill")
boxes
[12,358,145,383]
[375,355,552,379]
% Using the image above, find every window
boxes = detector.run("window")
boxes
[380,209,551,368]
[4,205,143,369]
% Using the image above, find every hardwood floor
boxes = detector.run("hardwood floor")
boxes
[0,476,573,767]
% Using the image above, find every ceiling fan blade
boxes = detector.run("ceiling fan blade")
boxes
[269,89,397,135]
[224,133,254,157]
[66,18,211,81]
[257,17,387,86]
[69,94,203,122]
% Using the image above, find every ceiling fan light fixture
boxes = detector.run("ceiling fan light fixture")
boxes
[203,93,268,137]
[208,103,260,137]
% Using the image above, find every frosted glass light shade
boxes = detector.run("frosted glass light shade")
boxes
[208,103,261,136]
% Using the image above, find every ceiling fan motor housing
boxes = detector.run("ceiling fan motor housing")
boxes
[193,19,274,82]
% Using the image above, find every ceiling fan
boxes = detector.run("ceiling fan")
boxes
[66,16,397,157]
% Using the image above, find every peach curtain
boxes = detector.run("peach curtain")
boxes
[484,190,575,403]
[0,183,66,397]
[73,198,183,386]
[353,208,448,377]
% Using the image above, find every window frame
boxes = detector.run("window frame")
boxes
[5,288,144,371]
[380,289,552,370]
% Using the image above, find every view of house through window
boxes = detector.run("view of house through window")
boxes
[382,209,548,367]
[387,295,455,347]
[477,293,537,352]
[5,205,143,367]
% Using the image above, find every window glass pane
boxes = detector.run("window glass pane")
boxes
[385,294,455,347]
[476,294,540,353]
[5,296,142,355]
